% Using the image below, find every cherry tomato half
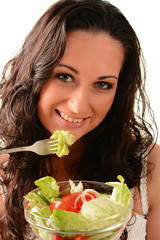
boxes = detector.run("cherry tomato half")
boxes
[62,191,96,211]
[49,200,78,213]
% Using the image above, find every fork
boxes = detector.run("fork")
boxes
[0,138,58,156]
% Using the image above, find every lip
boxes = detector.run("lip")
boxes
[56,110,89,128]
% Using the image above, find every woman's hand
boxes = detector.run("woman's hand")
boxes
[0,154,10,177]
[0,154,9,217]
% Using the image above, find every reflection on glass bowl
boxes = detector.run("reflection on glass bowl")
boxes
[24,180,132,240]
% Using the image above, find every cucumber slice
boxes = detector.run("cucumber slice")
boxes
[37,190,51,205]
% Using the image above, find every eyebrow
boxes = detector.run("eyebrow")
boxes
[98,75,118,80]
[57,64,79,74]
[57,64,118,80]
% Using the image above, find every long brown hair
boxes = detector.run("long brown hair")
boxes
[0,0,156,239]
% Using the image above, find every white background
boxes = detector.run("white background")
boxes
[0,0,159,142]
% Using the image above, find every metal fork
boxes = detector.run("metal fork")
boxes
[0,138,58,156]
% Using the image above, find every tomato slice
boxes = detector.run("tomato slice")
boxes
[62,191,96,211]
[49,201,78,213]
[62,192,82,206]
[52,236,65,240]
[25,202,30,209]
[75,191,96,211]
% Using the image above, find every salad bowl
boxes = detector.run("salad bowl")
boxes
[24,179,132,240]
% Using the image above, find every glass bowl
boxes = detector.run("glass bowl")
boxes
[24,180,132,240]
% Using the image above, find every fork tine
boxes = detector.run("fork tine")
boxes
[49,139,58,143]
[48,139,58,143]
[49,145,58,154]
[50,144,58,150]
[49,141,58,147]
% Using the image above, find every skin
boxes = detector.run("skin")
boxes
[0,154,9,216]
[38,30,124,141]
[0,154,9,177]
[134,144,160,240]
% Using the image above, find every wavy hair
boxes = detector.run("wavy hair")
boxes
[0,0,156,239]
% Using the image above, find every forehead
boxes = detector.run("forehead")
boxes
[65,30,124,51]
[60,30,124,77]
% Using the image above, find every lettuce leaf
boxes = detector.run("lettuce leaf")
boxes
[48,209,88,231]
[69,180,83,193]
[50,130,75,157]
[25,192,47,210]
[35,176,59,199]
[106,175,132,208]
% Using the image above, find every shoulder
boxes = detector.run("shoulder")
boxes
[146,143,160,239]
[147,143,160,206]
[148,143,160,163]
[147,143,160,187]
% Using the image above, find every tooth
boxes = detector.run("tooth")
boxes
[73,119,78,123]
[64,115,68,120]
[68,117,73,122]
[59,111,84,123]
[77,119,83,122]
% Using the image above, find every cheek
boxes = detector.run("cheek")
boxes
[90,97,115,133]
[37,81,58,113]
[96,105,111,125]
[96,93,116,118]
[37,98,49,124]
[37,85,54,120]
[38,91,50,114]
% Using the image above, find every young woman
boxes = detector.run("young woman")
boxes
[0,0,160,239]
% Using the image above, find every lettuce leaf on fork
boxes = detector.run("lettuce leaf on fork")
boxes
[50,130,75,157]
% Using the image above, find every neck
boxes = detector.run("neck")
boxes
[50,138,85,181]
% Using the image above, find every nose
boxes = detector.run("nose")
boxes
[68,86,91,115]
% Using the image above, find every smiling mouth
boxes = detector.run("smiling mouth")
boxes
[57,110,85,123]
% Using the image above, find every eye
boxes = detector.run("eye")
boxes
[55,73,73,82]
[94,81,112,90]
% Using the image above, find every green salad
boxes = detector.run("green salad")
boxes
[50,130,75,157]
[24,176,132,240]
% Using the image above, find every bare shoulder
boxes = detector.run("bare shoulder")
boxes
[148,143,160,163]
[146,143,160,239]
[147,143,160,204]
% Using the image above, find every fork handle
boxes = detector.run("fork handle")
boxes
[0,146,31,155]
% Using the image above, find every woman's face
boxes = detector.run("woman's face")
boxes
[38,30,124,140]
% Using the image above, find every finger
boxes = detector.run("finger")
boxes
[0,169,4,177]
[0,154,9,177]
[0,154,10,164]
